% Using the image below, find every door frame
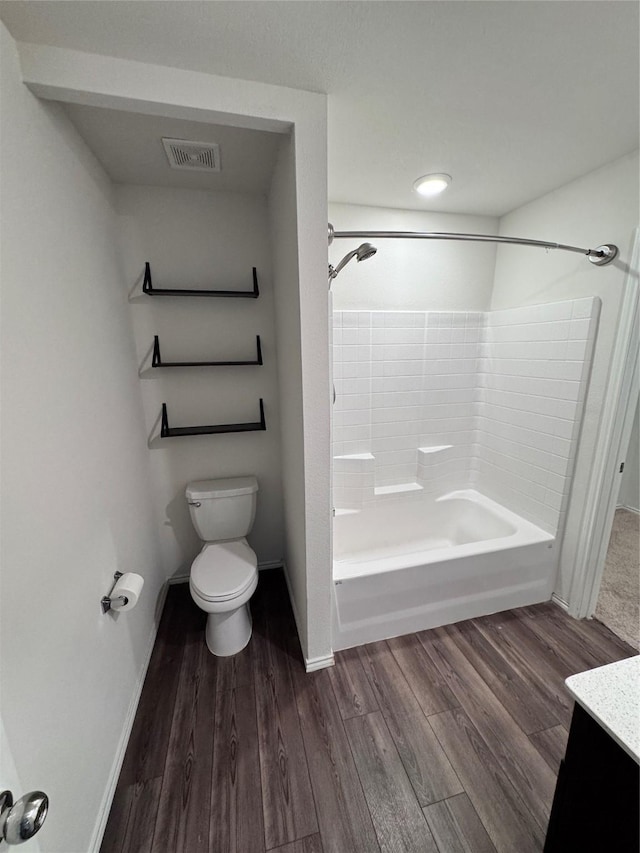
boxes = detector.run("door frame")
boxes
[567,228,639,619]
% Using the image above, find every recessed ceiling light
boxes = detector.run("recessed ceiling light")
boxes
[413,173,452,197]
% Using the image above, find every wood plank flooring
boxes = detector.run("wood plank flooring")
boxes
[101,570,636,853]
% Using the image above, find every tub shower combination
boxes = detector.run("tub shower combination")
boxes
[329,224,611,649]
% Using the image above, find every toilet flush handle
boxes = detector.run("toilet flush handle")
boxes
[188,501,201,508]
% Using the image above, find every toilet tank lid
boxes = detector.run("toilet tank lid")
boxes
[186,476,258,500]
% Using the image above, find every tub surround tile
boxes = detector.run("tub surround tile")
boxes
[374,482,423,496]
[333,299,598,534]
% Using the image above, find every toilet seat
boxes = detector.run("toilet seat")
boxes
[190,540,257,602]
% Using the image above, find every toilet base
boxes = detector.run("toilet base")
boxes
[205,603,252,656]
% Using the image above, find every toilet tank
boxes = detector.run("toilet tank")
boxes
[186,476,258,541]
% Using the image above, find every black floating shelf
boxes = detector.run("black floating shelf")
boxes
[161,399,266,437]
[142,262,259,298]
[152,335,263,367]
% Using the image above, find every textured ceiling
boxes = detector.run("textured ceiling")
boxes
[1,1,638,215]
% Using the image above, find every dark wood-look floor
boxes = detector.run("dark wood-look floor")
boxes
[101,570,636,853]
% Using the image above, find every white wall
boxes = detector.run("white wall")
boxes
[619,396,639,512]
[268,133,309,650]
[270,128,333,667]
[0,22,163,853]
[492,150,640,601]
[117,184,284,574]
[329,203,498,311]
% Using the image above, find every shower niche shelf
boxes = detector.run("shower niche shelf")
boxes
[143,262,259,298]
[160,399,266,437]
[152,335,263,367]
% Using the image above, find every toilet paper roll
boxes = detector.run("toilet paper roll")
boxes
[111,572,144,612]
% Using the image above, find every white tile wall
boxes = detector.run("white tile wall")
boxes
[472,297,600,533]
[332,298,600,535]
[333,310,482,493]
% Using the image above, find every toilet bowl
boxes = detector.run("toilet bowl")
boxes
[189,539,258,656]
[185,476,260,657]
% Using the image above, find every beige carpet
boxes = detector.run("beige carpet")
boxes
[595,508,640,649]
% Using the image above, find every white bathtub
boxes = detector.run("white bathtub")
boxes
[333,489,557,650]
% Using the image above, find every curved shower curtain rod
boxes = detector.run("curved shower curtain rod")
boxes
[327,223,618,266]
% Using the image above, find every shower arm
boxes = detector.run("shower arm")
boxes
[327,224,618,266]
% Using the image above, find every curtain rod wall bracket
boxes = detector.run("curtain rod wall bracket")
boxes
[587,245,618,266]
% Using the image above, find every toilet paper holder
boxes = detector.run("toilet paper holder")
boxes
[101,572,129,614]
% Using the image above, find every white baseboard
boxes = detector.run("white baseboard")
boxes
[167,573,189,584]
[305,653,335,672]
[551,593,569,612]
[258,559,285,571]
[616,503,640,515]
[89,581,169,853]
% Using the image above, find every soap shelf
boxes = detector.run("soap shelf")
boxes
[152,335,263,367]
[143,262,259,298]
[160,399,266,437]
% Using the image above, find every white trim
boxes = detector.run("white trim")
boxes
[89,581,170,853]
[616,503,640,515]
[168,573,190,584]
[567,229,640,618]
[257,559,285,571]
[551,592,569,612]
[305,654,335,673]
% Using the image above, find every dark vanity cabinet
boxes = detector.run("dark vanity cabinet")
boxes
[544,686,639,852]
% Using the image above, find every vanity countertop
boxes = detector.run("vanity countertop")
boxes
[565,655,640,764]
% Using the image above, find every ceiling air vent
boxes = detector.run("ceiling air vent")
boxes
[161,138,221,172]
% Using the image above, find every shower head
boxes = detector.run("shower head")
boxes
[356,242,377,262]
[328,242,377,283]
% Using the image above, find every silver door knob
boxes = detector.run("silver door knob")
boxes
[0,790,48,845]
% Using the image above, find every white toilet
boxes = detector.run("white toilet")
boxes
[186,476,259,656]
